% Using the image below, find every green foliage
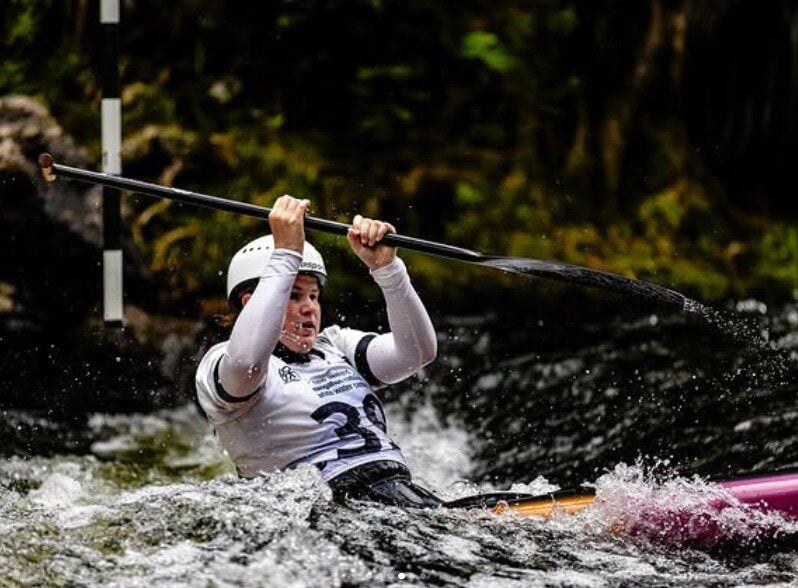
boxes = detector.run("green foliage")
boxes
[7,2,36,43]
[752,224,798,292]
[546,6,578,34]
[462,31,517,72]
[6,0,798,307]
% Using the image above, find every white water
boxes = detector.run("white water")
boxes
[1,403,797,586]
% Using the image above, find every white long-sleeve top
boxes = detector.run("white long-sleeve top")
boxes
[195,249,437,480]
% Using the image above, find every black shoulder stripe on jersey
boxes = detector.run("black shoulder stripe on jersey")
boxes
[213,356,260,403]
[354,334,384,387]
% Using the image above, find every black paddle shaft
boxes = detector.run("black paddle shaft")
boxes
[38,154,687,310]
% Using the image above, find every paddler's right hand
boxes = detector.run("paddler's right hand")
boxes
[268,195,309,254]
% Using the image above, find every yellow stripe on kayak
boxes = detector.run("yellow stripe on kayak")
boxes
[493,493,597,518]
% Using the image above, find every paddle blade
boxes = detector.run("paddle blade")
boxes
[480,256,686,310]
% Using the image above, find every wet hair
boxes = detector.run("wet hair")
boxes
[214,279,258,328]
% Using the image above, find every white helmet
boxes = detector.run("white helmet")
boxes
[226,235,327,304]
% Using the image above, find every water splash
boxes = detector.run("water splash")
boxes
[684,298,772,349]
[1,301,798,585]
[28,471,82,508]
[386,401,476,498]
[568,463,798,549]
[2,409,798,585]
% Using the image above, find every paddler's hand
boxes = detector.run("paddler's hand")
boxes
[269,195,309,254]
[347,214,397,270]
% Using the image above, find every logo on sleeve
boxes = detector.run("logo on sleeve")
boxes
[278,365,301,384]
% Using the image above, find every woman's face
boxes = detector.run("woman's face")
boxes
[278,274,322,353]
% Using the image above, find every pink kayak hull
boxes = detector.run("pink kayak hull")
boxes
[720,471,798,518]
[503,471,798,546]
[625,471,798,546]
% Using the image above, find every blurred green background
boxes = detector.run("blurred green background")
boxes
[5,0,798,312]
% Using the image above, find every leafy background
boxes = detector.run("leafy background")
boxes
[5,0,798,314]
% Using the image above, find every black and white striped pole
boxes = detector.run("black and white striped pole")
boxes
[100,0,123,327]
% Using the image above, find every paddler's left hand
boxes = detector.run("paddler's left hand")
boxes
[347,214,397,270]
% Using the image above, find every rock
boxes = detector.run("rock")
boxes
[0,95,203,415]
[1,95,98,244]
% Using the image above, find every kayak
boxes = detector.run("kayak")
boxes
[449,471,798,517]
[446,471,798,546]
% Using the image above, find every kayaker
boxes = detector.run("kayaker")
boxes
[195,195,441,507]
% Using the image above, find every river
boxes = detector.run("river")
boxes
[1,300,797,586]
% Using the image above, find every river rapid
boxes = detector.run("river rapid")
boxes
[1,300,798,586]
